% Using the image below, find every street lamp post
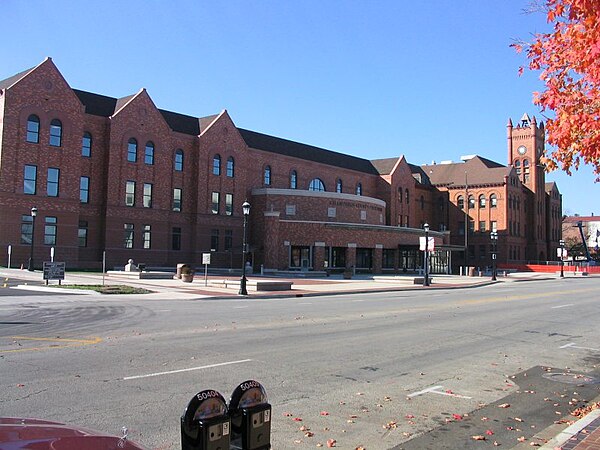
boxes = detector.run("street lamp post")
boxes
[490,231,498,281]
[423,223,430,286]
[239,201,251,295]
[559,239,565,278]
[27,207,38,271]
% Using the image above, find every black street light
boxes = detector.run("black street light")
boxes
[423,222,430,286]
[490,231,498,281]
[27,206,38,271]
[559,239,565,278]
[239,201,251,295]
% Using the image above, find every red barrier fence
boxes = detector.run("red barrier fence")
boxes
[498,263,600,274]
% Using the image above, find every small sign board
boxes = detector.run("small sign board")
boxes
[557,248,567,258]
[43,261,65,280]
[419,237,435,252]
[202,253,211,265]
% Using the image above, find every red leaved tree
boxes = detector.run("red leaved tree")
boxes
[513,0,600,177]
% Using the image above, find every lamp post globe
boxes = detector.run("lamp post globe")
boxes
[239,201,251,295]
[27,207,38,271]
[423,223,430,286]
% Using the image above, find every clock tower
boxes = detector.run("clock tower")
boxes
[507,113,545,194]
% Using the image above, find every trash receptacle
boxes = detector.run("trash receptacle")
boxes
[176,263,187,279]
[468,267,475,277]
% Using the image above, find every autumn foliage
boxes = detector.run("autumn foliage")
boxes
[513,0,600,177]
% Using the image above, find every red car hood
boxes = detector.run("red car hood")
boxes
[0,417,148,450]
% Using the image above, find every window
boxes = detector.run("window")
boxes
[211,229,219,251]
[47,168,60,197]
[264,166,271,185]
[44,216,57,245]
[127,138,137,162]
[173,188,182,211]
[24,165,37,195]
[82,132,92,157]
[172,227,182,251]
[398,187,402,203]
[21,215,33,244]
[337,179,343,193]
[124,223,134,248]
[225,193,233,215]
[479,194,486,208]
[457,195,464,210]
[143,183,153,208]
[405,189,410,204]
[468,219,475,233]
[458,221,465,235]
[479,221,486,232]
[491,220,497,232]
[26,115,40,143]
[479,244,486,260]
[49,119,62,147]
[143,225,151,249]
[468,195,475,209]
[213,154,221,175]
[224,230,233,251]
[78,220,88,247]
[356,183,362,196]
[226,157,234,177]
[490,194,497,208]
[212,192,220,214]
[420,195,425,210]
[308,178,325,191]
[125,181,135,206]
[514,159,521,175]
[77,176,89,204]
[174,149,184,171]
[144,141,154,165]
[290,170,297,189]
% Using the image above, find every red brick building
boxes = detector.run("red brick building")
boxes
[0,58,561,273]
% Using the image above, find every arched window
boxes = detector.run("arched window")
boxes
[405,189,409,204]
[336,179,343,193]
[127,138,137,162]
[264,165,271,185]
[457,195,464,210]
[144,141,154,165]
[174,149,184,171]
[308,178,325,192]
[356,183,362,196]
[49,119,62,147]
[82,132,92,157]
[468,195,475,209]
[479,194,486,208]
[514,160,521,167]
[213,154,221,175]
[398,187,403,203]
[523,159,530,167]
[290,170,297,189]
[490,193,497,208]
[26,115,40,143]
[226,157,234,177]
[420,195,425,210]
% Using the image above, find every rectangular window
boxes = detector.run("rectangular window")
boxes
[143,224,151,249]
[479,244,486,260]
[173,188,182,212]
[20,215,33,244]
[479,221,486,232]
[225,193,233,216]
[468,219,475,233]
[125,181,135,206]
[24,165,37,195]
[143,183,153,208]
[44,216,57,245]
[80,176,90,203]
[172,227,181,251]
[47,168,60,197]
[82,133,92,157]
[491,220,497,232]
[224,229,233,251]
[78,220,88,247]
[211,192,220,214]
[210,228,219,251]
[124,223,134,248]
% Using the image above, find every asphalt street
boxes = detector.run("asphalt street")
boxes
[1,278,599,449]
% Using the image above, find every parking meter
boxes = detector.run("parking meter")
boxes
[229,380,271,450]
[181,390,230,450]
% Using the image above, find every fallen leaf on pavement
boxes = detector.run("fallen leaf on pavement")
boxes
[517,436,526,442]
[485,430,494,435]
[320,411,329,416]
[452,414,463,420]
[472,435,486,440]
[326,439,336,447]
[293,417,303,422]
[498,403,510,408]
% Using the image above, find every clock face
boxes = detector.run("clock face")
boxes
[517,145,527,155]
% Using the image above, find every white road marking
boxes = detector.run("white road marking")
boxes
[298,302,313,305]
[560,342,600,351]
[408,385,443,398]
[123,359,252,380]
[551,304,574,309]
[408,385,472,399]
[233,306,249,309]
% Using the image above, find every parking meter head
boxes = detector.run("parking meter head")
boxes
[229,381,271,450]
[181,390,230,450]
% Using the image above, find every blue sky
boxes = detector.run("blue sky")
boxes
[2,0,598,215]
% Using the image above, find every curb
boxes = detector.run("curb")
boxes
[540,409,600,449]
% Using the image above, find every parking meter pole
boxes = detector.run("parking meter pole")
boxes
[181,390,230,450]
[229,380,271,450]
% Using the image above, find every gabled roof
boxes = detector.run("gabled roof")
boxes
[0,66,36,90]
[199,114,220,134]
[238,128,380,175]
[563,215,599,223]
[545,181,560,193]
[371,157,399,175]
[421,155,510,187]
